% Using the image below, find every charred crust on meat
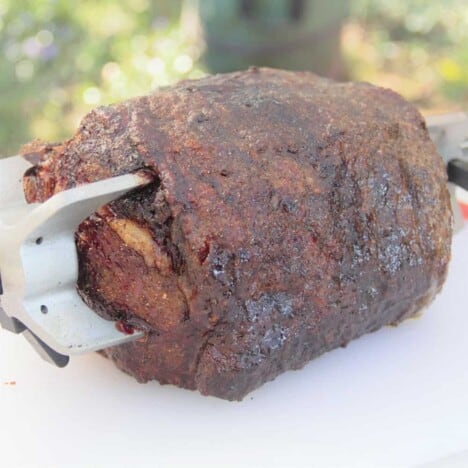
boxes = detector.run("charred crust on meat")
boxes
[22,68,452,400]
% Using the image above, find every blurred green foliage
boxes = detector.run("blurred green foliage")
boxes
[347,0,468,110]
[0,0,202,156]
[0,0,467,156]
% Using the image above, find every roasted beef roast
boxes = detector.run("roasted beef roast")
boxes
[22,68,452,400]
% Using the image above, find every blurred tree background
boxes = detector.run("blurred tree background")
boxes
[0,0,467,157]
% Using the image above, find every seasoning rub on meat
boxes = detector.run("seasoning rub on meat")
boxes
[22,68,452,400]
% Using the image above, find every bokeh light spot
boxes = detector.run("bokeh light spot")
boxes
[36,30,54,47]
[173,54,193,74]
[16,60,34,81]
[146,57,165,76]
[102,62,121,81]
[83,87,101,105]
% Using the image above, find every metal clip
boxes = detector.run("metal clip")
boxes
[426,113,468,233]
[0,156,150,365]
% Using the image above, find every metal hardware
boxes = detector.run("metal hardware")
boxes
[0,155,150,364]
[426,113,468,233]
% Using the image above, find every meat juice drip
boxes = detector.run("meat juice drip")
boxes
[115,320,135,335]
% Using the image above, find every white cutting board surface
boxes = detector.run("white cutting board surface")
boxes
[1,226,467,468]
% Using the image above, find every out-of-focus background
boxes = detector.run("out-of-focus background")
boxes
[0,0,467,157]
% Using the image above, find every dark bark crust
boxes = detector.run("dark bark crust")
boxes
[22,68,452,400]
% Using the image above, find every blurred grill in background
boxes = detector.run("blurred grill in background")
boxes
[0,0,467,157]
[191,0,349,78]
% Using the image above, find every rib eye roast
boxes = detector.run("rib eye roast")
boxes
[21,68,452,400]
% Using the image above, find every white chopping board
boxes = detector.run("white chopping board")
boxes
[1,226,467,468]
